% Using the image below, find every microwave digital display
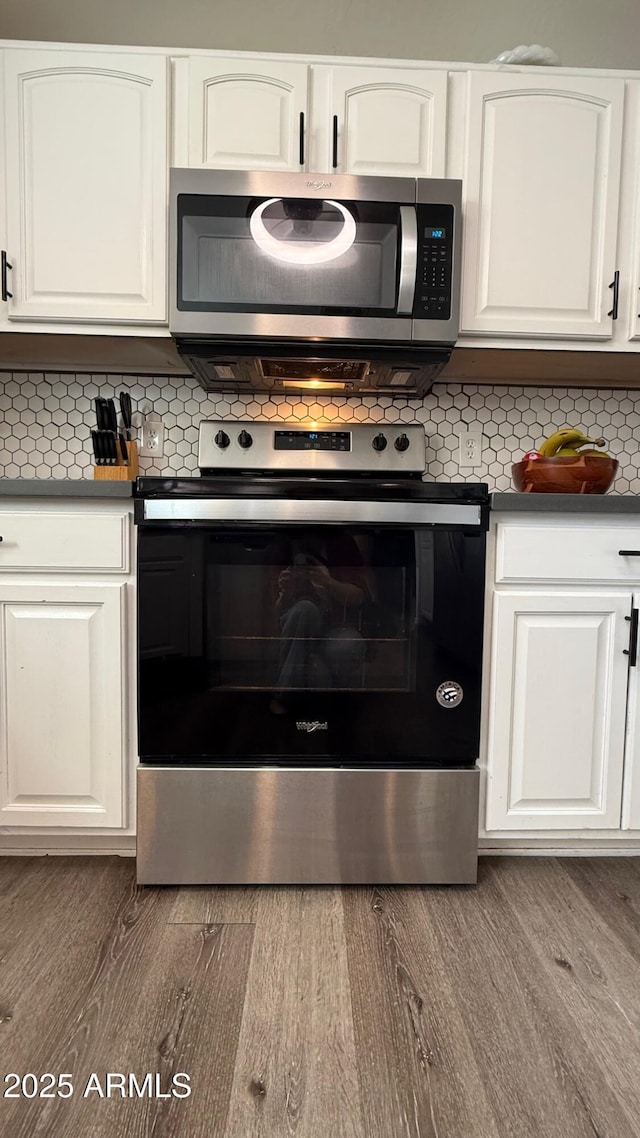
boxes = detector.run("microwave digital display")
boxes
[425,227,446,239]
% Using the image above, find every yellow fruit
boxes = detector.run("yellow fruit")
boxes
[538,429,606,457]
[579,448,611,458]
[539,429,589,457]
[555,446,580,456]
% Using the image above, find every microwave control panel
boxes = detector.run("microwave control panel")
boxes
[412,205,454,320]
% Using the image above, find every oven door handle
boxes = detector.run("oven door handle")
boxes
[397,205,418,315]
[141,497,483,527]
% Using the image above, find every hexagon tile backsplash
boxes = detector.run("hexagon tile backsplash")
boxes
[1,372,640,493]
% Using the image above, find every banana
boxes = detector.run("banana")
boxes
[539,429,605,457]
[539,428,588,457]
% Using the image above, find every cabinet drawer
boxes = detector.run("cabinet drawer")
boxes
[0,511,130,573]
[496,523,640,584]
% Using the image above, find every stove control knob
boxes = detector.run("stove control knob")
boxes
[238,430,253,449]
[214,430,230,449]
[372,433,388,452]
[394,433,410,452]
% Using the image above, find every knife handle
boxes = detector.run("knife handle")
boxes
[106,399,118,434]
[120,391,132,437]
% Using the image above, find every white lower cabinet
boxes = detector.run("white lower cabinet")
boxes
[486,590,630,830]
[485,517,640,843]
[622,590,640,830]
[0,582,125,828]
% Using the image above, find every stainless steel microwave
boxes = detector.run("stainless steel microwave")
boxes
[169,169,463,396]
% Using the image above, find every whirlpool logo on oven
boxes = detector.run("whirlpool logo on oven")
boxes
[296,721,329,733]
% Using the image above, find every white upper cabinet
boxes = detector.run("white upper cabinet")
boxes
[320,65,447,176]
[0,50,9,332]
[174,58,447,177]
[460,72,625,340]
[3,48,168,324]
[623,81,640,343]
[179,56,308,170]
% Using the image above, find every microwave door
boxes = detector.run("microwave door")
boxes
[171,192,415,340]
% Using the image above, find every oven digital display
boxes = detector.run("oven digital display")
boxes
[425,227,446,239]
[274,430,351,452]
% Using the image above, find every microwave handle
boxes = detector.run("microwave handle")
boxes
[397,206,417,315]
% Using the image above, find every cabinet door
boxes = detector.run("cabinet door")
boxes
[461,72,625,339]
[324,65,447,176]
[622,592,640,829]
[0,583,125,827]
[486,591,631,831]
[183,56,308,170]
[0,51,9,332]
[3,48,168,323]
[624,82,640,344]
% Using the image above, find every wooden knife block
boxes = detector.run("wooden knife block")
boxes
[93,440,140,481]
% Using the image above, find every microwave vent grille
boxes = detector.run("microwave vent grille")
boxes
[259,359,369,382]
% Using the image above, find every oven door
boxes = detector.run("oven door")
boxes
[137,508,486,767]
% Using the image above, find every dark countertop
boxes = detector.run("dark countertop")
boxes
[492,492,640,514]
[0,480,637,510]
[0,479,133,498]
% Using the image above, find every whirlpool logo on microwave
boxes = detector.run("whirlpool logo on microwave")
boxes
[296,721,329,733]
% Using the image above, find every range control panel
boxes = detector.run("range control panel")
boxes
[198,422,426,474]
[412,204,454,321]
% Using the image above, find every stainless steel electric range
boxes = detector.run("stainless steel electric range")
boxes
[134,421,489,885]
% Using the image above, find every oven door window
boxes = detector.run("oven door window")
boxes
[205,529,414,696]
[177,194,402,317]
[137,524,485,766]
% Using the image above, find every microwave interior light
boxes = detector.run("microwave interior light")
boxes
[282,380,347,390]
[249,198,356,264]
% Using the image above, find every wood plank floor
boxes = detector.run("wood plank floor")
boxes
[1,857,640,1137]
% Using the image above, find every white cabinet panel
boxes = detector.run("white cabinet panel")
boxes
[185,57,308,170]
[0,584,125,827]
[495,523,640,585]
[3,48,168,323]
[486,592,630,830]
[461,72,625,339]
[0,510,130,573]
[326,65,447,176]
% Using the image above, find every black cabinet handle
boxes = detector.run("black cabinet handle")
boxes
[299,111,305,166]
[608,270,620,319]
[625,607,639,666]
[332,115,338,169]
[1,251,12,301]
[619,550,640,556]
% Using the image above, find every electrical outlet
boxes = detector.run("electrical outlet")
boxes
[458,429,482,468]
[140,417,165,458]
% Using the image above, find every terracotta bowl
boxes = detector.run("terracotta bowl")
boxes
[512,454,619,494]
